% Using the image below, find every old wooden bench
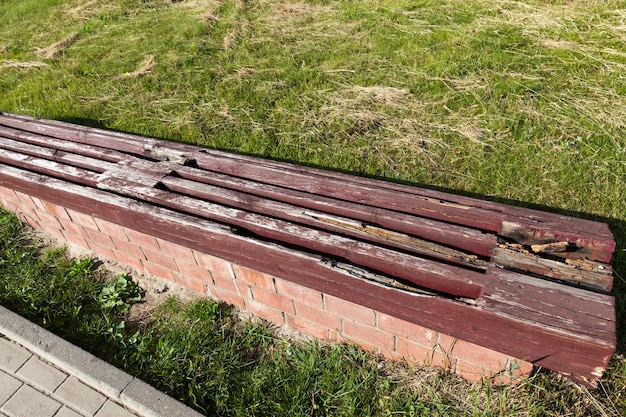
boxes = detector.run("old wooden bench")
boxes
[0,111,616,387]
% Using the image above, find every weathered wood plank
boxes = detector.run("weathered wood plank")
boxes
[492,246,613,292]
[0,163,614,387]
[160,175,488,268]
[170,166,497,257]
[0,147,101,186]
[97,173,487,299]
[1,111,614,262]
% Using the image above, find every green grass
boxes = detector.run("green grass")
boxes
[1,0,625,415]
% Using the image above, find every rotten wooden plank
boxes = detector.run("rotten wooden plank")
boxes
[1,111,614,263]
[0,163,615,387]
[492,246,613,292]
[97,173,487,299]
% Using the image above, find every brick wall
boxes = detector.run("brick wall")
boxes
[0,184,533,384]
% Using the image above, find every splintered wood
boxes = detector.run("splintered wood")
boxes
[0,111,616,388]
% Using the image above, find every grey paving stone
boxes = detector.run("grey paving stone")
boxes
[0,307,133,400]
[95,400,139,417]
[54,406,84,417]
[121,379,204,417]
[16,356,67,394]
[1,385,61,417]
[0,370,22,404]
[0,337,32,374]
[55,376,106,417]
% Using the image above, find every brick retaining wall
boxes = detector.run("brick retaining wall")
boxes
[0,184,533,384]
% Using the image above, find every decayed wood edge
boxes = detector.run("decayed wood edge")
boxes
[0,112,615,262]
[499,221,615,264]
[492,247,613,292]
[0,164,615,388]
[96,174,486,300]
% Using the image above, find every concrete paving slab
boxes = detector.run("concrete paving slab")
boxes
[0,370,22,404]
[1,384,61,417]
[0,337,31,374]
[55,376,107,417]
[121,378,204,417]
[0,305,204,417]
[55,406,84,417]
[95,400,139,417]
[17,355,67,394]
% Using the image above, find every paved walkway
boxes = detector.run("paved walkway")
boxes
[0,306,203,417]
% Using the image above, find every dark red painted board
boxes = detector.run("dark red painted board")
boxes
[0,164,615,387]
[0,112,614,264]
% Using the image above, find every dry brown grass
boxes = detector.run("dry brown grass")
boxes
[0,59,48,69]
[115,55,156,79]
[35,32,79,59]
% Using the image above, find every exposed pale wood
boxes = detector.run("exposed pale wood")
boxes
[98,173,487,299]
[492,247,613,292]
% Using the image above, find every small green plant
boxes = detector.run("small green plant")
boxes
[97,274,142,315]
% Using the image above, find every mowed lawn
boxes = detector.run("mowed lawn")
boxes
[0,0,625,415]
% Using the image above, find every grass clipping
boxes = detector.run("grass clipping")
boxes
[36,32,79,59]
[116,55,155,80]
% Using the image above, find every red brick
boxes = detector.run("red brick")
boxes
[324,295,375,326]
[85,240,116,261]
[143,261,177,282]
[112,250,145,272]
[58,218,87,240]
[232,264,275,292]
[84,228,116,249]
[173,272,208,295]
[377,313,437,347]
[453,359,485,382]
[275,278,323,308]
[293,301,341,331]
[62,230,88,249]
[36,211,61,230]
[208,286,245,309]
[234,280,253,300]
[396,338,449,369]
[93,217,128,242]
[44,226,66,243]
[194,251,233,282]
[13,191,36,209]
[210,267,239,294]
[0,185,17,201]
[41,200,71,220]
[123,227,160,252]
[22,214,41,230]
[111,237,145,260]
[285,315,330,340]
[499,360,533,384]
[29,196,46,212]
[251,288,295,314]
[448,339,512,373]
[176,260,213,284]
[141,248,178,272]
[65,208,100,230]
[157,239,197,265]
[245,300,285,325]
[342,320,395,353]
[0,199,19,213]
